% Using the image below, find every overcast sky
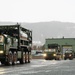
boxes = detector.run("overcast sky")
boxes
[0,0,75,23]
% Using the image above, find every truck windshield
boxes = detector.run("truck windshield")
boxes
[65,50,72,53]
[44,49,55,52]
[49,49,56,52]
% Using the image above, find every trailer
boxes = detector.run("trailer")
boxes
[0,24,32,65]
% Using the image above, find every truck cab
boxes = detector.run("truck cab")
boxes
[43,44,61,60]
[44,49,56,60]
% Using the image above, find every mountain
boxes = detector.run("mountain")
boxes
[0,21,75,45]
[21,21,75,44]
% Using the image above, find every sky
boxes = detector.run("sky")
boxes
[0,0,75,23]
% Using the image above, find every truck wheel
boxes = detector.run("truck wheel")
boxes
[45,58,48,60]
[20,52,25,64]
[23,52,25,63]
[28,52,30,63]
[27,52,29,63]
[69,58,73,60]
[12,52,17,65]
[25,52,28,63]
[5,51,13,65]
[64,58,67,60]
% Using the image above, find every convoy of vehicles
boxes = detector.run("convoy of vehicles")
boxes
[0,24,32,65]
[0,23,74,66]
[43,44,62,60]
[43,43,75,60]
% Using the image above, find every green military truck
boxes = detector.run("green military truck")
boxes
[64,50,74,60]
[62,45,74,60]
[0,24,32,65]
[43,44,61,60]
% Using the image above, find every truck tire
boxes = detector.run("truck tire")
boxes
[12,52,17,65]
[20,52,25,64]
[69,58,73,60]
[45,58,48,60]
[23,52,25,64]
[25,52,28,63]
[64,58,67,60]
[5,51,13,65]
[28,52,30,63]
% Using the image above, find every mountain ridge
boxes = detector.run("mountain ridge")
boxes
[0,21,75,44]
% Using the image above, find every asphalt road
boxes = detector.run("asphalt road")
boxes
[0,59,75,75]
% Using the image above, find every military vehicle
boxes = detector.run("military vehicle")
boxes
[43,44,61,60]
[0,24,32,65]
[64,50,74,60]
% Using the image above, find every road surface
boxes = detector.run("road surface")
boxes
[0,59,75,75]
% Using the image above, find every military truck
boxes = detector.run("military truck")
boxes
[62,45,74,60]
[64,50,74,60]
[43,44,61,60]
[0,24,32,65]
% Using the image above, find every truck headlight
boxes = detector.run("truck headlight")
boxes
[63,54,65,57]
[0,51,3,54]
[43,54,47,57]
[53,54,56,56]
[69,54,72,57]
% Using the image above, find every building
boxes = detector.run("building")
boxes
[45,38,75,54]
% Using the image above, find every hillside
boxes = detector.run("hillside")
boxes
[0,21,75,44]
